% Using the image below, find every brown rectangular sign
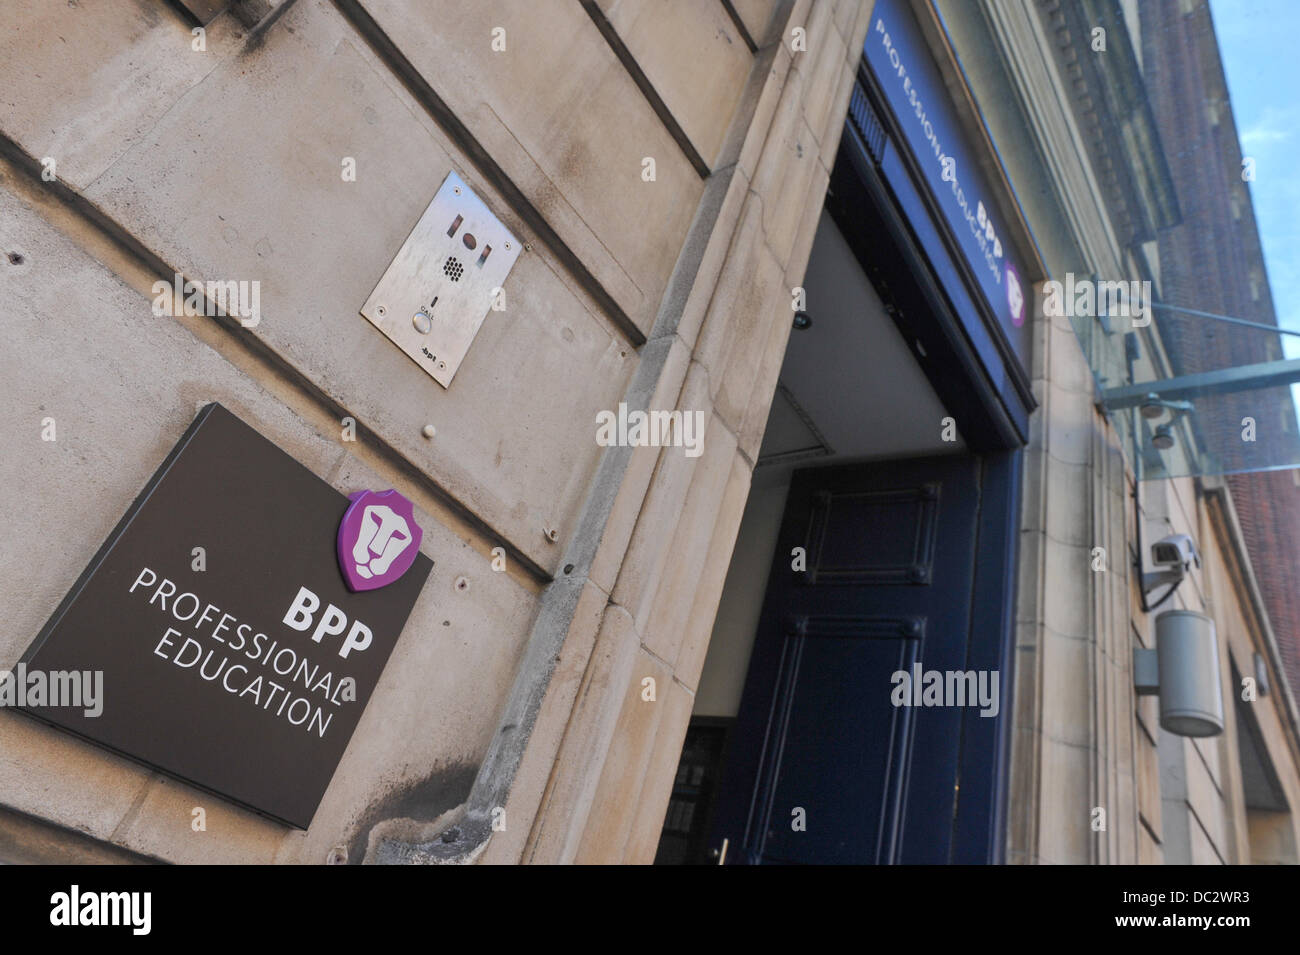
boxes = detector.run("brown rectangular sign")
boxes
[17,404,432,829]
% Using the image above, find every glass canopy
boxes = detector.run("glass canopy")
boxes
[1076,299,1300,480]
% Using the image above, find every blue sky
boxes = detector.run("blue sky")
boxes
[1210,0,1300,346]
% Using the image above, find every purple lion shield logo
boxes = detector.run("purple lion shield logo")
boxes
[337,489,423,592]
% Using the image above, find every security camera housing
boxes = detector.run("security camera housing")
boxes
[1151,533,1198,570]
[1143,533,1199,599]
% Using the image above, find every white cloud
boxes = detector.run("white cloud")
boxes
[1242,126,1289,148]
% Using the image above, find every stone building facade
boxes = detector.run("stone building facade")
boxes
[0,0,1296,864]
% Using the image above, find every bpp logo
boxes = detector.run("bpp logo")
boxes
[336,489,423,592]
[1006,262,1025,328]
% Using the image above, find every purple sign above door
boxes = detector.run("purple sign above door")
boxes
[862,0,1032,369]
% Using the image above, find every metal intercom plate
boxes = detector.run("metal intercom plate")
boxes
[361,171,522,388]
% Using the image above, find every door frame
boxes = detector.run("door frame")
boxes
[708,450,1021,864]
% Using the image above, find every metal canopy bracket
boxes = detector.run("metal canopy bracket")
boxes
[1098,357,1300,411]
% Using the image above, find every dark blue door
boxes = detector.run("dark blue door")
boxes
[708,452,1018,864]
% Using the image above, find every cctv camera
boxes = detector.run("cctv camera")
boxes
[1142,534,1198,603]
[1151,533,1198,571]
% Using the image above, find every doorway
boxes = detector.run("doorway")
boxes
[707,451,1017,864]
[654,203,1021,865]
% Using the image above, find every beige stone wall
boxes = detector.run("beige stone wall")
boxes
[486,0,873,865]
[0,0,869,863]
[1011,283,1135,864]
[970,0,1300,866]
[1009,275,1300,867]
[9,0,1286,868]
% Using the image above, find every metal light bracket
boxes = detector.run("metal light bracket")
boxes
[1133,648,1159,696]
[361,171,522,388]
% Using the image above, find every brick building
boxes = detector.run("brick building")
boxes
[1140,0,1300,702]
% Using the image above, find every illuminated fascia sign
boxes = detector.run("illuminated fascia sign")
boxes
[17,404,432,829]
[862,0,1030,366]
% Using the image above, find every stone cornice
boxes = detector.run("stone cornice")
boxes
[1036,0,1181,245]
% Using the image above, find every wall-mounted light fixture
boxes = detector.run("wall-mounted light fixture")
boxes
[1139,395,1194,420]
[1134,610,1224,737]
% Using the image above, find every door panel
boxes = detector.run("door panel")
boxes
[756,618,918,864]
[709,453,1013,864]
